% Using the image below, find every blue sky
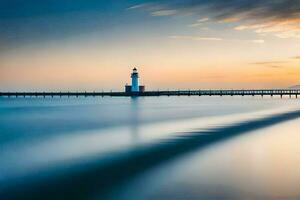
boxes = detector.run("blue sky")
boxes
[0,1,148,48]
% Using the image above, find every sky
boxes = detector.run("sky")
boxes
[0,0,300,91]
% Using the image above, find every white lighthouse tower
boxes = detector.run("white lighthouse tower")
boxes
[131,67,139,92]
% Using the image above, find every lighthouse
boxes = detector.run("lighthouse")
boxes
[131,68,139,92]
[124,68,145,94]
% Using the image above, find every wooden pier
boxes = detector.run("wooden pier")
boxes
[1,89,300,98]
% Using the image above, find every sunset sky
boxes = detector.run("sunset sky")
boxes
[1,0,300,91]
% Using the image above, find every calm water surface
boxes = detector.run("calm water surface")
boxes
[0,96,300,199]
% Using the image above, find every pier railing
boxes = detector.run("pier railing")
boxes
[1,89,300,98]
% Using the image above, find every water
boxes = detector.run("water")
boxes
[1,96,300,199]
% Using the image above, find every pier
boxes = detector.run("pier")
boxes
[1,89,300,98]
[2,69,299,99]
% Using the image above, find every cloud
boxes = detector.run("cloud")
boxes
[250,61,288,69]
[198,18,209,23]
[189,17,209,27]
[268,65,283,69]
[127,3,152,10]
[235,19,300,38]
[169,35,223,41]
[151,9,177,16]
[292,56,300,59]
[251,61,287,65]
[169,35,265,44]
[131,0,300,38]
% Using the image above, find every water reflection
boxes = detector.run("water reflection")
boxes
[109,118,300,200]
[1,97,300,199]
[3,108,299,199]
[129,97,140,143]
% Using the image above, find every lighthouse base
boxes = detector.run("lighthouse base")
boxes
[125,85,145,93]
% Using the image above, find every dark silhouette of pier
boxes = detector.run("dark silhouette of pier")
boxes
[1,89,300,98]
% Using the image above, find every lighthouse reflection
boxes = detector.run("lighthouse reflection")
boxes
[129,96,140,143]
